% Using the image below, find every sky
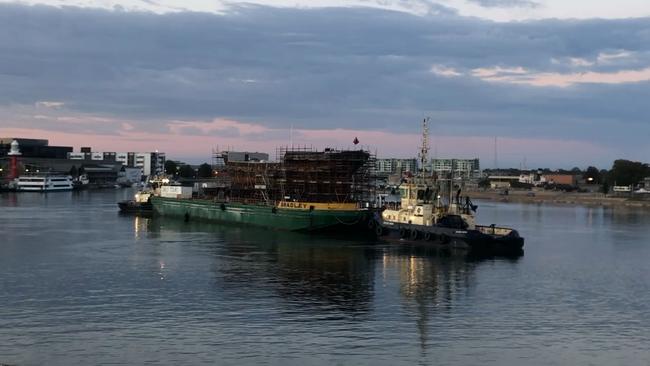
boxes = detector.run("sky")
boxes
[1,0,649,168]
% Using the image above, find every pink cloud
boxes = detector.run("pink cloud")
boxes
[473,66,650,87]
[0,120,612,168]
[167,118,268,135]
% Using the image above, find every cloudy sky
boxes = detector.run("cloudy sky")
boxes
[1,0,649,168]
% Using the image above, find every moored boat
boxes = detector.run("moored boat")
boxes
[16,174,73,192]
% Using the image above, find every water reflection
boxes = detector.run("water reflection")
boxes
[379,244,521,353]
[4,190,650,365]
[133,215,146,239]
[605,205,650,225]
[142,216,522,344]
[144,217,377,315]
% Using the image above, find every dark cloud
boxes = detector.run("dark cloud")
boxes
[465,0,539,8]
[0,3,649,162]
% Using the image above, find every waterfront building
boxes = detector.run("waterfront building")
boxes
[78,165,125,185]
[212,151,270,167]
[376,158,418,175]
[543,174,577,186]
[119,167,143,185]
[519,171,546,186]
[0,138,72,159]
[70,151,165,176]
[487,175,520,189]
[132,152,165,176]
[431,158,481,179]
[1,137,165,186]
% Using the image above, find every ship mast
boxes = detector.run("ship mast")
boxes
[418,117,430,176]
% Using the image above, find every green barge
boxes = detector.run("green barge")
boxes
[151,196,371,232]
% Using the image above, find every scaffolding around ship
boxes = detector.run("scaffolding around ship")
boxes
[212,146,376,206]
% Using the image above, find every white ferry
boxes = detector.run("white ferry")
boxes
[16,175,74,192]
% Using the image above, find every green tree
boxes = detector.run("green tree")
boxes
[197,163,213,178]
[178,164,195,178]
[583,166,601,184]
[164,160,178,175]
[607,160,650,186]
[477,177,490,189]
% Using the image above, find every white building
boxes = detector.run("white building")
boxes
[115,152,128,166]
[519,171,546,186]
[68,150,165,176]
[68,152,85,160]
[135,152,165,176]
[114,152,165,176]
[431,158,481,179]
[376,158,418,175]
[488,176,520,189]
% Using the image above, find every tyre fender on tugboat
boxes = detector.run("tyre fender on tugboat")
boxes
[409,229,419,241]
[423,231,431,241]
[375,224,384,236]
[399,227,408,238]
[367,218,375,229]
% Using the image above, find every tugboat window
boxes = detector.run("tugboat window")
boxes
[400,188,407,198]
[439,215,468,229]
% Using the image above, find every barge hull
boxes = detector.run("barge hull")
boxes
[151,196,369,232]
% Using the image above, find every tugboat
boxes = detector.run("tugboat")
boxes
[118,191,153,214]
[373,118,524,255]
[375,181,524,254]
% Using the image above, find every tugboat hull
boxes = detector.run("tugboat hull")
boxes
[118,200,153,214]
[376,221,524,255]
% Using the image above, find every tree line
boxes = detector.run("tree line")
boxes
[483,159,650,191]
[164,160,213,179]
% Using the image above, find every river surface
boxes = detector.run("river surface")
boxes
[1,189,649,366]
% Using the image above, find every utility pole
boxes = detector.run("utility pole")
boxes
[493,136,498,170]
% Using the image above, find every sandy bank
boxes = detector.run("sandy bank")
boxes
[467,190,650,209]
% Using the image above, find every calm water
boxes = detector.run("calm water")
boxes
[1,190,649,366]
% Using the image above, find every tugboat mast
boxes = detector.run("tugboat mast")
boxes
[418,117,430,176]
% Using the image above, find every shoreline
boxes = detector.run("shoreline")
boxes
[467,190,650,209]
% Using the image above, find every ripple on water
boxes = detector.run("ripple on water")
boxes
[1,191,650,365]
